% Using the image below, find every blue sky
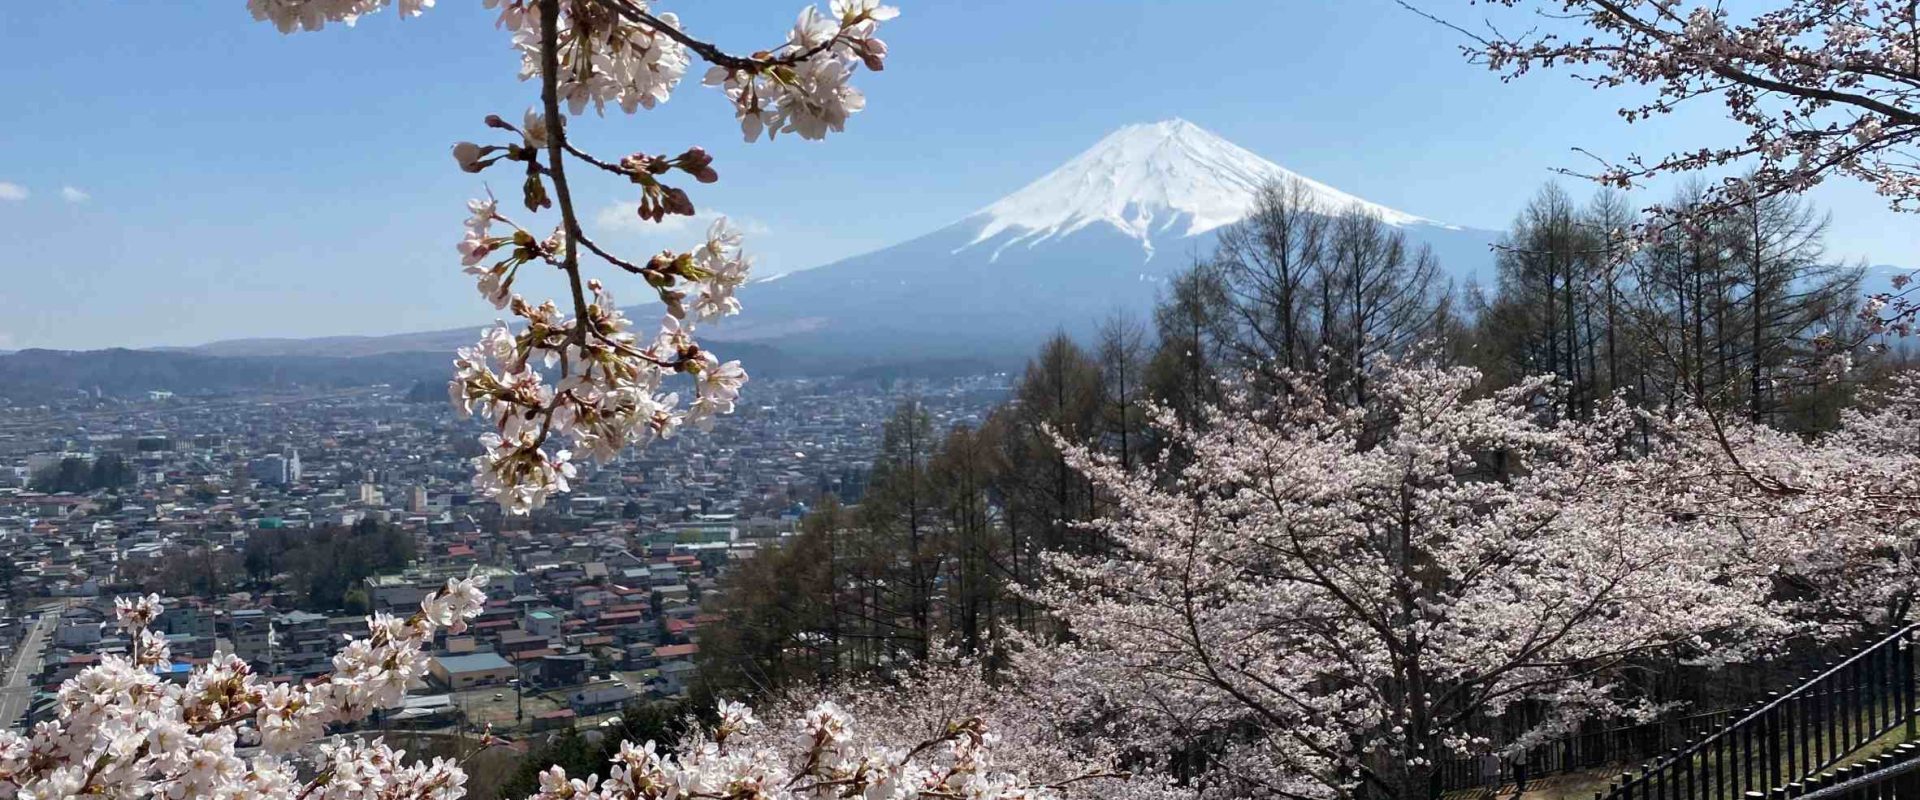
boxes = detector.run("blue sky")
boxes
[2,0,1914,350]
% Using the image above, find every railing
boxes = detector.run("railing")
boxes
[1751,742,1920,798]
[1598,624,1920,800]
[1437,707,1740,793]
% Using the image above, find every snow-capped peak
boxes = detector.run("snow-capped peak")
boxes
[964,118,1436,259]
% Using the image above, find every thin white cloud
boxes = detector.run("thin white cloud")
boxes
[592,202,769,238]
[586,204,779,280]
[0,183,26,202]
[59,186,89,204]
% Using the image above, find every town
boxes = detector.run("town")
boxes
[0,373,1008,737]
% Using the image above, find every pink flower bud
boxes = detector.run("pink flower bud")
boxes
[860,37,888,71]
[452,141,488,173]
[663,186,695,217]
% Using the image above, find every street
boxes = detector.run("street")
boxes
[0,604,59,729]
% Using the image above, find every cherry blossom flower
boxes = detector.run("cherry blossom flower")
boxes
[513,5,690,116]
[702,1,897,141]
[690,217,752,320]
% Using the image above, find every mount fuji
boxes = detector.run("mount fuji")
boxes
[709,119,1500,361]
[156,119,1501,373]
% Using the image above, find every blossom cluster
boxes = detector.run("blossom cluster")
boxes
[743,652,1161,800]
[0,579,485,799]
[505,2,691,116]
[249,0,896,143]
[523,697,1069,800]
[449,197,752,514]
[4,584,1073,800]
[249,0,894,513]
[1659,373,1920,632]
[247,0,435,33]
[704,0,898,141]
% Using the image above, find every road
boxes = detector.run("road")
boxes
[0,605,59,729]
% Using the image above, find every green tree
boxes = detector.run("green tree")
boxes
[697,499,845,694]
[242,519,416,609]
[30,457,91,494]
[89,453,134,490]
[494,701,696,800]
[858,400,940,662]
[929,421,1008,659]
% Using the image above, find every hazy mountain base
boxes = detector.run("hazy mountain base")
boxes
[0,341,1005,399]
[709,217,1501,361]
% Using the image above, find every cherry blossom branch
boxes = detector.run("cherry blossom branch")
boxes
[435,0,892,511]
[591,0,846,72]
[537,0,592,341]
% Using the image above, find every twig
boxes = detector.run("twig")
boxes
[591,0,842,73]
[537,0,593,344]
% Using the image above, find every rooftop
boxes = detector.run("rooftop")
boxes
[433,652,513,674]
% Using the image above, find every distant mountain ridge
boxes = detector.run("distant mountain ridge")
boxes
[0,348,452,399]
[161,331,479,359]
[0,339,799,399]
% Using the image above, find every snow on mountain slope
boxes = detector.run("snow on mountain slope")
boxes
[965,118,1440,259]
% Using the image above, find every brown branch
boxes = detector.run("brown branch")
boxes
[560,140,626,175]
[591,0,843,73]
[537,0,593,343]
[1578,0,1920,126]
[572,230,652,275]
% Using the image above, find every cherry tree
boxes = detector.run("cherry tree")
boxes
[1657,373,1920,631]
[1034,362,1785,799]
[249,0,896,514]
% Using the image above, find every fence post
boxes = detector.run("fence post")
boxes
[1743,712,1756,797]
[1766,695,1782,792]
[1900,743,1920,795]
[1822,662,1836,770]
[1905,632,1916,741]
[1718,730,1729,800]
[1876,634,1890,734]
[1784,696,1799,784]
